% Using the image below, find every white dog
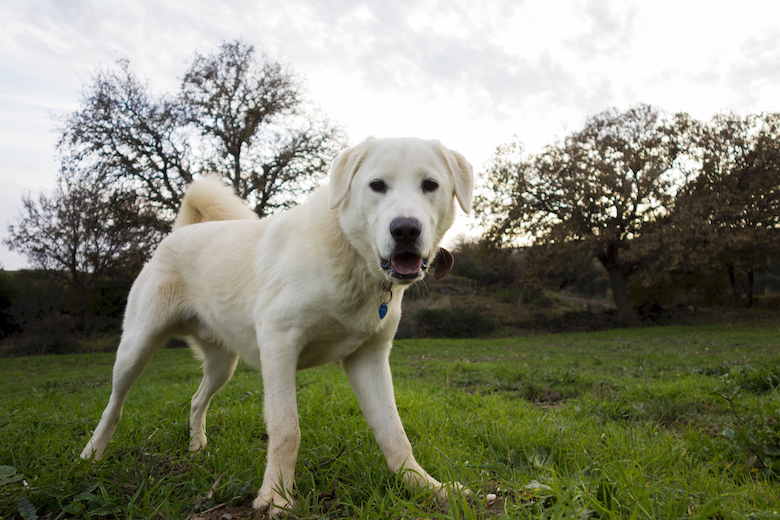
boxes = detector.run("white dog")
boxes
[80,137,474,513]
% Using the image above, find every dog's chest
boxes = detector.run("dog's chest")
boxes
[296,334,363,369]
[294,307,397,370]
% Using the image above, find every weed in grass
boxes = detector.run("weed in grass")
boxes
[718,366,780,477]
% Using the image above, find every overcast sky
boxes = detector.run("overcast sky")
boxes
[2,0,779,269]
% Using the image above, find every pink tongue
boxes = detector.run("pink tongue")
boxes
[391,254,422,275]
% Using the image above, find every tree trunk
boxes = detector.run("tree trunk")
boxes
[605,266,641,327]
[77,296,89,333]
[747,268,754,308]
[598,244,641,327]
[726,263,744,306]
[69,269,89,333]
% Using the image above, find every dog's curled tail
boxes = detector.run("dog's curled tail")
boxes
[173,176,259,231]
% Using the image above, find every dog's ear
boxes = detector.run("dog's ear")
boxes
[434,247,454,280]
[438,145,474,214]
[329,138,373,210]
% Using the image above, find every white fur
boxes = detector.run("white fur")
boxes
[80,137,474,514]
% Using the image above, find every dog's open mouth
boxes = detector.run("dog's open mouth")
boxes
[380,252,429,280]
[381,248,454,281]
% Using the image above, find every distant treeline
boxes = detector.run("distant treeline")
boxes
[3,238,779,355]
[0,270,132,356]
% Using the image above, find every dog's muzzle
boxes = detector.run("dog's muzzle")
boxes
[380,252,429,281]
[381,217,427,281]
[380,248,454,281]
[379,218,455,281]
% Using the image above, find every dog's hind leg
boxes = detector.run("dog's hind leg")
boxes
[188,340,239,452]
[80,329,168,461]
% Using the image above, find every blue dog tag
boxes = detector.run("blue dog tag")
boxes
[379,303,388,319]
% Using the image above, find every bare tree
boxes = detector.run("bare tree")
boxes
[59,59,192,220]
[5,171,164,331]
[59,40,345,223]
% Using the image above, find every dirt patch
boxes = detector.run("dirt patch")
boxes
[189,501,266,520]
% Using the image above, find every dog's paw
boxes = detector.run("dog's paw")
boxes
[79,440,104,461]
[252,488,293,516]
[188,433,207,452]
[79,446,94,460]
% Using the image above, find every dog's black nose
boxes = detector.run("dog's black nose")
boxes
[389,217,421,245]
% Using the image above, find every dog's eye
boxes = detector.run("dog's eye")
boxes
[369,180,387,193]
[422,179,438,193]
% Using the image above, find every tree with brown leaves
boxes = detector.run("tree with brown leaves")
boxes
[478,105,693,325]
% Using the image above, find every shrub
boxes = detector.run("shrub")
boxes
[491,287,523,304]
[414,306,495,338]
[520,287,554,308]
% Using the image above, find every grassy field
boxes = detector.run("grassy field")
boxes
[1,323,779,519]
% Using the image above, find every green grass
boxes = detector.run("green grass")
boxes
[1,323,779,519]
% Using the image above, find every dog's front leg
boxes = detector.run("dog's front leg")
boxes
[342,346,467,501]
[252,341,300,515]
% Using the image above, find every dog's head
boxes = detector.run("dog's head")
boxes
[329,137,473,285]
